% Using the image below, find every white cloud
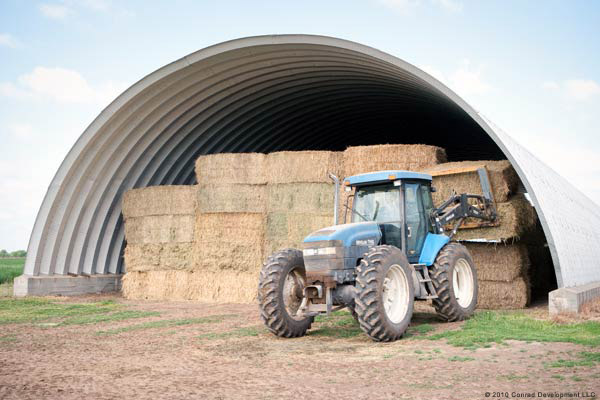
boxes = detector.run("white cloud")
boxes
[0,66,127,106]
[0,33,18,48]
[8,123,35,140]
[39,3,73,19]
[542,81,560,90]
[79,0,110,11]
[449,59,492,96]
[378,0,463,13]
[0,82,34,99]
[420,60,492,98]
[564,79,600,101]
[541,79,600,101]
[420,65,446,82]
[432,0,463,12]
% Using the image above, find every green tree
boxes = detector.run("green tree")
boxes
[0,250,8,258]
[10,250,27,258]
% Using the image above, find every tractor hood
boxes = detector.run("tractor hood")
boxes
[303,222,382,248]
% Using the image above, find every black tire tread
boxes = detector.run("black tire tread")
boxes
[258,248,311,338]
[354,245,413,342]
[430,242,477,322]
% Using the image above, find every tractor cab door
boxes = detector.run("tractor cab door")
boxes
[403,182,432,263]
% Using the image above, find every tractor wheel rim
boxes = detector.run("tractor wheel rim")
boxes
[382,264,410,324]
[453,258,474,308]
[283,267,305,320]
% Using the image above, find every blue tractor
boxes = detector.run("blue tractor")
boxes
[258,169,497,342]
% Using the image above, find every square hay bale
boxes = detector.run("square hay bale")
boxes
[264,212,333,255]
[266,151,343,183]
[477,277,530,309]
[267,183,335,214]
[121,270,258,303]
[464,242,530,282]
[343,144,447,177]
[453,195,537,242]
[197,183,267,213]
[193,212,265,273]
[124,215,195,245]
[195,153,266,185]
[423,160,520,205]
[122,185,196,218]
[124,243,194,273]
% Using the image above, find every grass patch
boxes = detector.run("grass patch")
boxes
[98,315,233,335]
[448,355,475,362]
[0,298,122,324]
[405,323,436,338]
[0,258,24,285]
[58,310,159,326]
[0,334,18,346]
[426,311,600,348]
[0,297,161,327]
[548,352,600,368]
[311,310,362,338]
[199,326,264,340]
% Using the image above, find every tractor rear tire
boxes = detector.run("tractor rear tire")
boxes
[354,245,414,342]
[430,243,478,322]
[258,248,312,338]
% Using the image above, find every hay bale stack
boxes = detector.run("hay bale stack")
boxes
[464,242,531,309]
[193,212,265,273]
[196,183,267,213]
[123,186,196,273]
[195,152,266,185]
[423,160,520,204]
[121,270,258,303]
[266,151,343,183]
[264,178,336,256]
[465,242,530,282]
[124,215,195,244]
[453,195,537,241]
[268,183,335,213]
[478,278,530,309]
[124,243,193,273]
[264,212,333,255]
[122,185,196,217]
[343,144,447,177]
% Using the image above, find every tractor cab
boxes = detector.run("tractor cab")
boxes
[343,170,435,263]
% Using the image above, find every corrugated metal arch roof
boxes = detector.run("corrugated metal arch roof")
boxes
[23,35,600,288]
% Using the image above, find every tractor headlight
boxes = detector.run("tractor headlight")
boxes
[303,247,338,257]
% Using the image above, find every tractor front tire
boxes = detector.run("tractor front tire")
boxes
[430,243,478,322]
[258,248,312,338]
[354,245,415,342]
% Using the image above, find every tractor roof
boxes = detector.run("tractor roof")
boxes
[344,170,432,187]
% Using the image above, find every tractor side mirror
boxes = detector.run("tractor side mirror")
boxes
[430,186,437,193]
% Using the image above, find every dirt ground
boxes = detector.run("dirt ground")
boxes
[1,295,599,400]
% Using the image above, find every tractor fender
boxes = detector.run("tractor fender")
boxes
[418,233,450,266]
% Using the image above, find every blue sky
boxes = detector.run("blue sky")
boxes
[1,0,599,250]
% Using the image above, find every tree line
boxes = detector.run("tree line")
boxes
[0,250,27,258]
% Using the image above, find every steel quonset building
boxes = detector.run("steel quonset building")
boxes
[15,35,600,302]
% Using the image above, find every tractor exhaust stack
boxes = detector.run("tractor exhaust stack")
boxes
[329,173,340,226]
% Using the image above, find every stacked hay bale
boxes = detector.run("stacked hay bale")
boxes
[120,145,548,310]
[121,186,196,299]
[423,160,537,309]
[264,151,341,255]
[343,144,447,176]
[464,243,531,309]
[339,144,447,221]
[192,153,267,302]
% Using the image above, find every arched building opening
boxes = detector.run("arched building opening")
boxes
[18,35,600,299]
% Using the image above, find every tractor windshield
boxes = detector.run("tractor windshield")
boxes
[352,184,400,223]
